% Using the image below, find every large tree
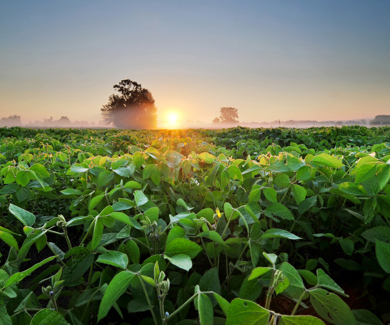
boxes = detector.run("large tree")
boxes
[101,79,157,129]
[219,107,239,123]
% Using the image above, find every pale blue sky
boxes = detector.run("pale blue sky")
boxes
[1,0,389,125]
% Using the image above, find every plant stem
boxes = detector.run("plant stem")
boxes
[291,290,306,315]
[139,274,158,325]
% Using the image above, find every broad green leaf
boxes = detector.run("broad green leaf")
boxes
[100,205,113,216]
[0,304,12,325]
[292,184,307,204]
[316,269,345,296]
[98,171,114,186]
[310,289,356,325]
[279,315,325,325]
[165,238,202,259]
[198,152,215,164]
[9,204,35,226]
[238,276,262,301]
[89,195,104,211]
[124,181,142,189]
[296,166,312,181]
[226,298,270,325]
[16,170,31,186]
[355,163,377,184]
[5,256,57,288]
[61,188,83,196]
[111,212,141,229]
[0,231,19,250]
[199,267,221,295]
[311,153,343,168]
[339,183,365,196]
[166,226,186,246]
[98,271,134,321]
[213,293,230,316]
[31,309,69,325]
[164,254,192,271]
[266,203,294,220]
[261,229,301,240]
[134,190,148,206]
[352,309,383,325]
[248,267,272,280]
[339,238,354,256]
[114,166,132,178]
[91,218,103,250]
[198,231,229,247]
[126,240,140,264]
[198,293,214,325]
[361,226,390,243]
[376,240,390,273]
[298,196,317,215]
[263,187,277,203]
[97,251,129,269]
[144,207,159,222]
[279,262,304,288]
[275,173,291,188]
[71,164,89,173]
[298,270,317,286]
[227,165,243,180]
[268,162,290,173]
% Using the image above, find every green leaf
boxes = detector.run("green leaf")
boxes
[30,163,50,178]
[91,218,103,250]
[311,153,343,168]
[226,298,270,325]
[114,166,132,178]
[164,254,192,271]
[275,173,291,188]
[199,267,221,295]
[355,163,377,184]
[71,164,89,173]
[263,188,277,203]
[296,166,312,181]
[98,171,115,186]
[339,238,354,256]
[124,181,142,189]
[31,309,69,325]
[361,226,390,243]
[248,267,272,280]
[5,256,57,288]
[238,276,262,301]
[16,170,31,186]
[111,212,142,229]
[213,293,230,316]
[165,238,202,259]
[266,203,294,220]
[0,231,19,250]
[0,304,12,325]
[352,309,383,325]
[97,251,129,269]
[261,229,301,240]
[298,270,317,286]
[279,262,304,288]
[292,184,307,204]
[198,231,229,247]
[298,196,317,215]
[61,188,83,196]
[279,315,325,325]
[227,165,243,180]
[9,204,36,226]
[339,183,365,196]
[166,226,186,246]
[134,190,148,206]
[126,240,140,264]
[268,162,290,173]
[100,205,113,216]
[316,269,345,295]
[144,207,159,222]
[198,152,215,164]
[89,195,104,211]
[310,289,356,325]
[98,271,134,321]
[376,240,390,274]
[198,293,214,325]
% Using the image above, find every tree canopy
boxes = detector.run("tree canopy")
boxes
[218,107,239,123]
[101,79,157,129]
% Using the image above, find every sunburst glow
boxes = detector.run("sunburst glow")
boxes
[166,111,180,128]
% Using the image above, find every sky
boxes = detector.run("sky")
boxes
[1,0,390,127]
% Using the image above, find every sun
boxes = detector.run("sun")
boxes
[166,111,180,128]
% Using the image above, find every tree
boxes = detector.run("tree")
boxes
[212,117,220,124]
[219,107,239,123]
[101,79,157,129]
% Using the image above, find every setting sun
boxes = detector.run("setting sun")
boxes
[166,111,180,128]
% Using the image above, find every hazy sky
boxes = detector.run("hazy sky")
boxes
[1,0,390,126]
